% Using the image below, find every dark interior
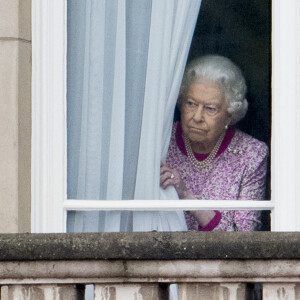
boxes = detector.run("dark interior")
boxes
[177,0,271,230]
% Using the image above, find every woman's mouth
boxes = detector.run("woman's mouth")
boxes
[189,127,206,133]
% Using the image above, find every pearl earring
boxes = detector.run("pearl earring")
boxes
[225,124,228,130]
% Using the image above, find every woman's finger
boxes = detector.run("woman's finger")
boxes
[160,170,175,186]
[160,164,173,174]
[161,177,175,189]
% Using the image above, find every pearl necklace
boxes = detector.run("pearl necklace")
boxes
[183,130,226,170]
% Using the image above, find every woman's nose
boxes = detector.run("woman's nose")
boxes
[192,105,204,122]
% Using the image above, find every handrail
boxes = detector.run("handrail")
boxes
[0,232,299,261]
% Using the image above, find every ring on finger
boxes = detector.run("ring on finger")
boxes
[170,173,175,179]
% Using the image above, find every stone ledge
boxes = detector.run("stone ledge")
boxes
[0,232,300,261]
[1,260,300,283]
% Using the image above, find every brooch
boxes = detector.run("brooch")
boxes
[228,147,243,155]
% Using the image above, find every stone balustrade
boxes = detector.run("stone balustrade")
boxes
[0,232,300,299]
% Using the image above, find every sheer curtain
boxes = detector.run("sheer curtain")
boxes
[67,0,201,233]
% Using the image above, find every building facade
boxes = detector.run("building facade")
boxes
[0,0,31,233]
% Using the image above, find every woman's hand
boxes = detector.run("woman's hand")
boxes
[160,162,216,227]
[160,162,193,199]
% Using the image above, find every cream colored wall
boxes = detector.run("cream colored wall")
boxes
[0,0,31,233]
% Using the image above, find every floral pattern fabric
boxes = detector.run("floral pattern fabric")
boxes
[166,122,269,231]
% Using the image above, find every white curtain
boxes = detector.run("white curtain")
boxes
[67,0,201,233]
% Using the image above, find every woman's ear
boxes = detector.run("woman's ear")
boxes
[177,94,184,108]
[226,113,233,127]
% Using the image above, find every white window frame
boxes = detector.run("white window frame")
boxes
[31,0,300,233]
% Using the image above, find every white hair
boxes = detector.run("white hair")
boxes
[179,55,248,125]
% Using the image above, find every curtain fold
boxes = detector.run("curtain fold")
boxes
[67,0,201,233]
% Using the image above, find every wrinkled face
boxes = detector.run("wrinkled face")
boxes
[180,81,231,152]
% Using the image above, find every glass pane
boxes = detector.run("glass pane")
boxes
[67,210,270,232]
[66,0,152,200]
[66,0,271,233]
[184,0,271,200]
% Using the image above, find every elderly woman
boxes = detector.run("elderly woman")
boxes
[160,55,268,231]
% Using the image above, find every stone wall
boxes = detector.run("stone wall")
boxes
[0,0,31,233]
[1,232,300,299]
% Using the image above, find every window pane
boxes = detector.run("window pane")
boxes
[65,0,271,235]
[67,210,270,232]
[66,0,152,200]
[185,0,271,199]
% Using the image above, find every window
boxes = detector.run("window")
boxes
[31,0,300,233]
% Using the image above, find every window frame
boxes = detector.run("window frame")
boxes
[31,0,300,233]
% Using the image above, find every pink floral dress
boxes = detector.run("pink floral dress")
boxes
[166,122,269,231]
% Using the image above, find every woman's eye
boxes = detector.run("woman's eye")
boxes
[186,100,196,107]
[205,106,217,113]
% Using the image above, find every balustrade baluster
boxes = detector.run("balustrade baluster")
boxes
[0,284,84,300]
[263,283,299,300]
[94,283,164,300]
[177,283,247,300]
